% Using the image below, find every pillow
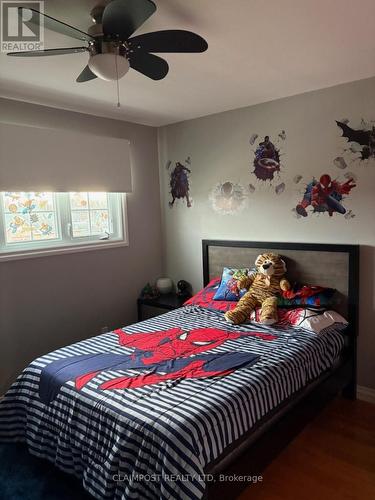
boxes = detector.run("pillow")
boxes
[184,278,236,312]
[185,285,347,334]
[282,308,348,333]
[212,271,336,308]
[249,308,347,333]
[213,267,256,301]
[278,283,336,308]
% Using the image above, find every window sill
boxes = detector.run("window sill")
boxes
[0,239,129,262]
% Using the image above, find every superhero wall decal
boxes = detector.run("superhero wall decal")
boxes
[336,119,375,162]
[167,157,192,208]
[250,131,287,195]
[294,173,356,219]
[209,181,247,215]
[164,120,361,220]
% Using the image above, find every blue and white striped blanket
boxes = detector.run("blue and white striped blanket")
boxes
[0,305,344,499]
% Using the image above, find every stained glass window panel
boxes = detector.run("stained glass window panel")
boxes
[90,210,110,235]
[3,192,58,244]
[70,192,89,210]
[4,213,32,243]
[31,212,58,240]
[88,192,108,209]
[69,192,111,238]
[0,192,123,255]
[71,211,90,237]
[4,192,54,214]
[34,193,55,212]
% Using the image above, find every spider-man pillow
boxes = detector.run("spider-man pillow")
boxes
[278,283,337,308]
[184,278,236,312]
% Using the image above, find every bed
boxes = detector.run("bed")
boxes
[0,240,359,500]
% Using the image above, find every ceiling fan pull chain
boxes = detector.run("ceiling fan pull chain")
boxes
[115,46,121,108]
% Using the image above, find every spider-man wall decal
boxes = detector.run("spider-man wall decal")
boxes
[295,173,356,218]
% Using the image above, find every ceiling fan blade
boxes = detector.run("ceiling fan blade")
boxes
[18,7,94,42]
[7,47,87,57]
[129,50,168,80]
[102,0,156,40]
[129,30,208,53]
[76,65,97,83]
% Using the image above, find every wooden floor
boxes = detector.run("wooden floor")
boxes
[238,398,375,500]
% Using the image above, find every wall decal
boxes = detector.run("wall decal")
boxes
[250,132,287,189]
[210,181,247,215]
[278,130,287,141]
[249,134,258,145]
[168,159,192,208]
[336,119,375,162]
[253,135,281,181]
[294,174,356,218]
[344,171,358,182]
[344,210,356,220]
[333,156,348,169]
[275,182,285,195]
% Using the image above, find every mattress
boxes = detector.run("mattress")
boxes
[0,305,345,500]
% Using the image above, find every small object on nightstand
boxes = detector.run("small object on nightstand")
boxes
[140,282,160,300]
[177,280,192,300]
[156,277,173,294]
[137,292,185,322]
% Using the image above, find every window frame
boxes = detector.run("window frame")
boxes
[0,193,128,262]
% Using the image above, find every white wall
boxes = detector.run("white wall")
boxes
[0,98,163,395]
[158,77,375,390]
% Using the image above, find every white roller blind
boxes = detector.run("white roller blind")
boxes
[0,123,132,192]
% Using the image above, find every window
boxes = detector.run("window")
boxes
[0,192,126,260]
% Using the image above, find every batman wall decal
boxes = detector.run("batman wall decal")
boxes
[336,120,375,160]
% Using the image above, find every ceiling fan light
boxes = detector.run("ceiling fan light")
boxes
[88,53,129,81]
[87,24,104,37]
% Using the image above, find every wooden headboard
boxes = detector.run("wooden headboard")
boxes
[202,240,359,332]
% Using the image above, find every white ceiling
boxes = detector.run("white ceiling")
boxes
[1,0,375,127]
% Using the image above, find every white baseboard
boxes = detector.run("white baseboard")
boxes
[357,385,375,404]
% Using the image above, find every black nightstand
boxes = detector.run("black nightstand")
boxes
[137,293,187,321]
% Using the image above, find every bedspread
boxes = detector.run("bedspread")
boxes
[0,305,344,499]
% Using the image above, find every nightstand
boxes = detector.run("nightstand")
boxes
[137,293,187,321]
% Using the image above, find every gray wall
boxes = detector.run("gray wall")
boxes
[0,98,163,394]
[158,77,375,390]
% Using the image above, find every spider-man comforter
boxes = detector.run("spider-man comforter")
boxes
[0,305,344,500]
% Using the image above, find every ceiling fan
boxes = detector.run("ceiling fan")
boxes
[7,0,208,83]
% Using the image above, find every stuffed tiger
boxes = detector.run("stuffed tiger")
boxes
[224,253,291,325]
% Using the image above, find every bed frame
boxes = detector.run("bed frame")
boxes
[202,240,359,496]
